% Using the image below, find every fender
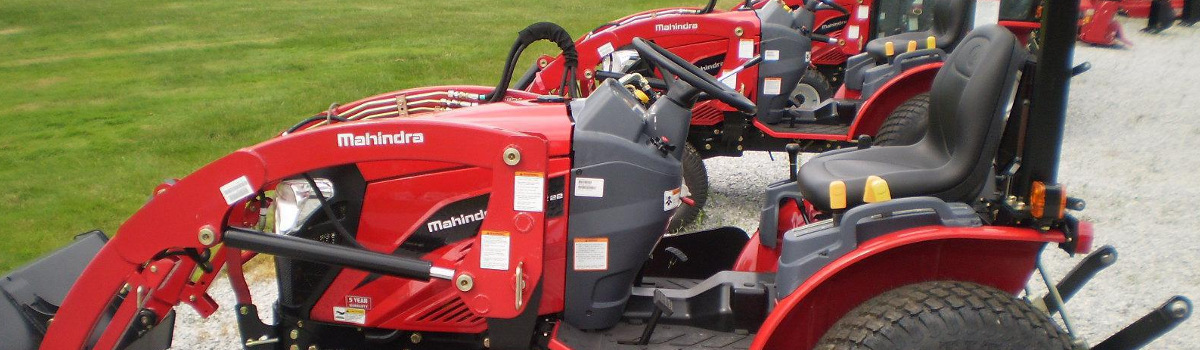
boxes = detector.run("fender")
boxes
[751,225,1065,350]
[40,118,554,349]
[845,62,939,138]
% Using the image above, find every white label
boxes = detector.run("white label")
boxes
[480,231,511,271]
[219,176,254,205]
[857,5,870,19]
[738,39,755,59]
[763,77,783,95]
[974,0,1001,28]
[513,172,544,212]
[764,50,780,61]
[597,42,615,57]
[719,70,738,89]
[574,177,605,197]
[664,188,682,211]
[847,25,860,39]
[346,296,372,310]
[333,307,366,325]
[573,238,608,271]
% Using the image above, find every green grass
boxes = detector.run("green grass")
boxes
[0,0,738,272]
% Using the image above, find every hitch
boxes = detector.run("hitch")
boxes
[1092,296,1191,350]
[1035,245,1117,315]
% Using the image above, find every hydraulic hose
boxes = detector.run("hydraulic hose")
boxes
[486,22,579,102]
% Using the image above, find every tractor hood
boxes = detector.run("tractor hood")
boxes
[418,100,575,157]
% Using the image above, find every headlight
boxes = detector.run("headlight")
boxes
[274,178,335,235]
[601,49,641,74]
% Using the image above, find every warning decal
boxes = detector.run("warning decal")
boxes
[664,188,681,211]
[480,230,511,271]
[514,171,545,212]
[573,238,609,271]
[598,42,616,57]
[763,77,783,95]
[738,39,755,59]
[220,176,254,205]
[333,307,366,325]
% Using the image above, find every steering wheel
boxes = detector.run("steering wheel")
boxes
[630,38,756,115]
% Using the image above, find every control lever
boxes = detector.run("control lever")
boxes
[786,143,801,181]
[810,33,840,44]
[619,290,675,345]
[1072,62,1092,76]
[717,55,764,83]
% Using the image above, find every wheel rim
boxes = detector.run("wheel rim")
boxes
[789,83,822,109]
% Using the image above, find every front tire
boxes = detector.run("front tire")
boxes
[668,143,708,232]
[816,281,1074,350]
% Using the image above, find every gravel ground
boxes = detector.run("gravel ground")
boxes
[172,18,1198,349]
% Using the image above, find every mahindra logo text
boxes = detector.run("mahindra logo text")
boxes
[427,209,486,232]
[655,23,698,32]
[336,131,425,147]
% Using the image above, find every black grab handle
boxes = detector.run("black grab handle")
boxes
[487,22,579,102]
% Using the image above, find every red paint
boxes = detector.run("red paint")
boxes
[847,62,940,138]
[752,225,1065,349]
[41,115,566,348]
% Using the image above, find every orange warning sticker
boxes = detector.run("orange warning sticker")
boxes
[573,237,608,271]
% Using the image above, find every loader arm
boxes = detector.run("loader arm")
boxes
[41,118,550,349]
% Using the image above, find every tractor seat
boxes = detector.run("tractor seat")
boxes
[797,25,1026,211]
[864,0,974,60]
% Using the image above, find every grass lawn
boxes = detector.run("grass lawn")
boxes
[0,0,738,272]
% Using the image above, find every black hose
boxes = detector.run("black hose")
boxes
[700,0,717,13]
[485,22,579,102]
[302,173,364,250]
[285,114,349,134]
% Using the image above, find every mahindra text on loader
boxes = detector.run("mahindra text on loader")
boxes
[0,0,1190,349]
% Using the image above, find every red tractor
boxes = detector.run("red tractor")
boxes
[512,0,1126,229]
[0,1,1190,349]
[512,0,988,229]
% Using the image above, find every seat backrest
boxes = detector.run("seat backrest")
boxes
[925,24,1026,201]
[931,0,975,51]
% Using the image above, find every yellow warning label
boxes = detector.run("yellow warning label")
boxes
[573,237,609,271]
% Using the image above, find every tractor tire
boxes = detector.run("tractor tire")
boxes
[815,281,1074,350]
[874,93,930,146]
[789,70,834,109]
[669,143,708,232]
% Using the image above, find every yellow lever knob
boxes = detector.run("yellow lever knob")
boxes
[907,40,918,53]
[884,41,895,56]
[862,176,892,203]
[927,36,936,49]
[829,180,847,210]
[632,89,650,104]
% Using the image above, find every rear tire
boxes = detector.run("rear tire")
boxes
[815,281,1074,350]
[669,143,708,232]
[874,93,929,146]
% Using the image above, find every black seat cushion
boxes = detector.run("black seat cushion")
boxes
[864,0,975,60]
[798,25,1026,210]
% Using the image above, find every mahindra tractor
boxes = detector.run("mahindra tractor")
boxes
[507,0,1123,230]
[0,0,1191,348]
[507,0,985,230]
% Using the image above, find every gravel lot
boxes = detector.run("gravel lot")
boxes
[172,18,1197,349]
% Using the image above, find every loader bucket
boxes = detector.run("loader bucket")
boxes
[0,231,171,349]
